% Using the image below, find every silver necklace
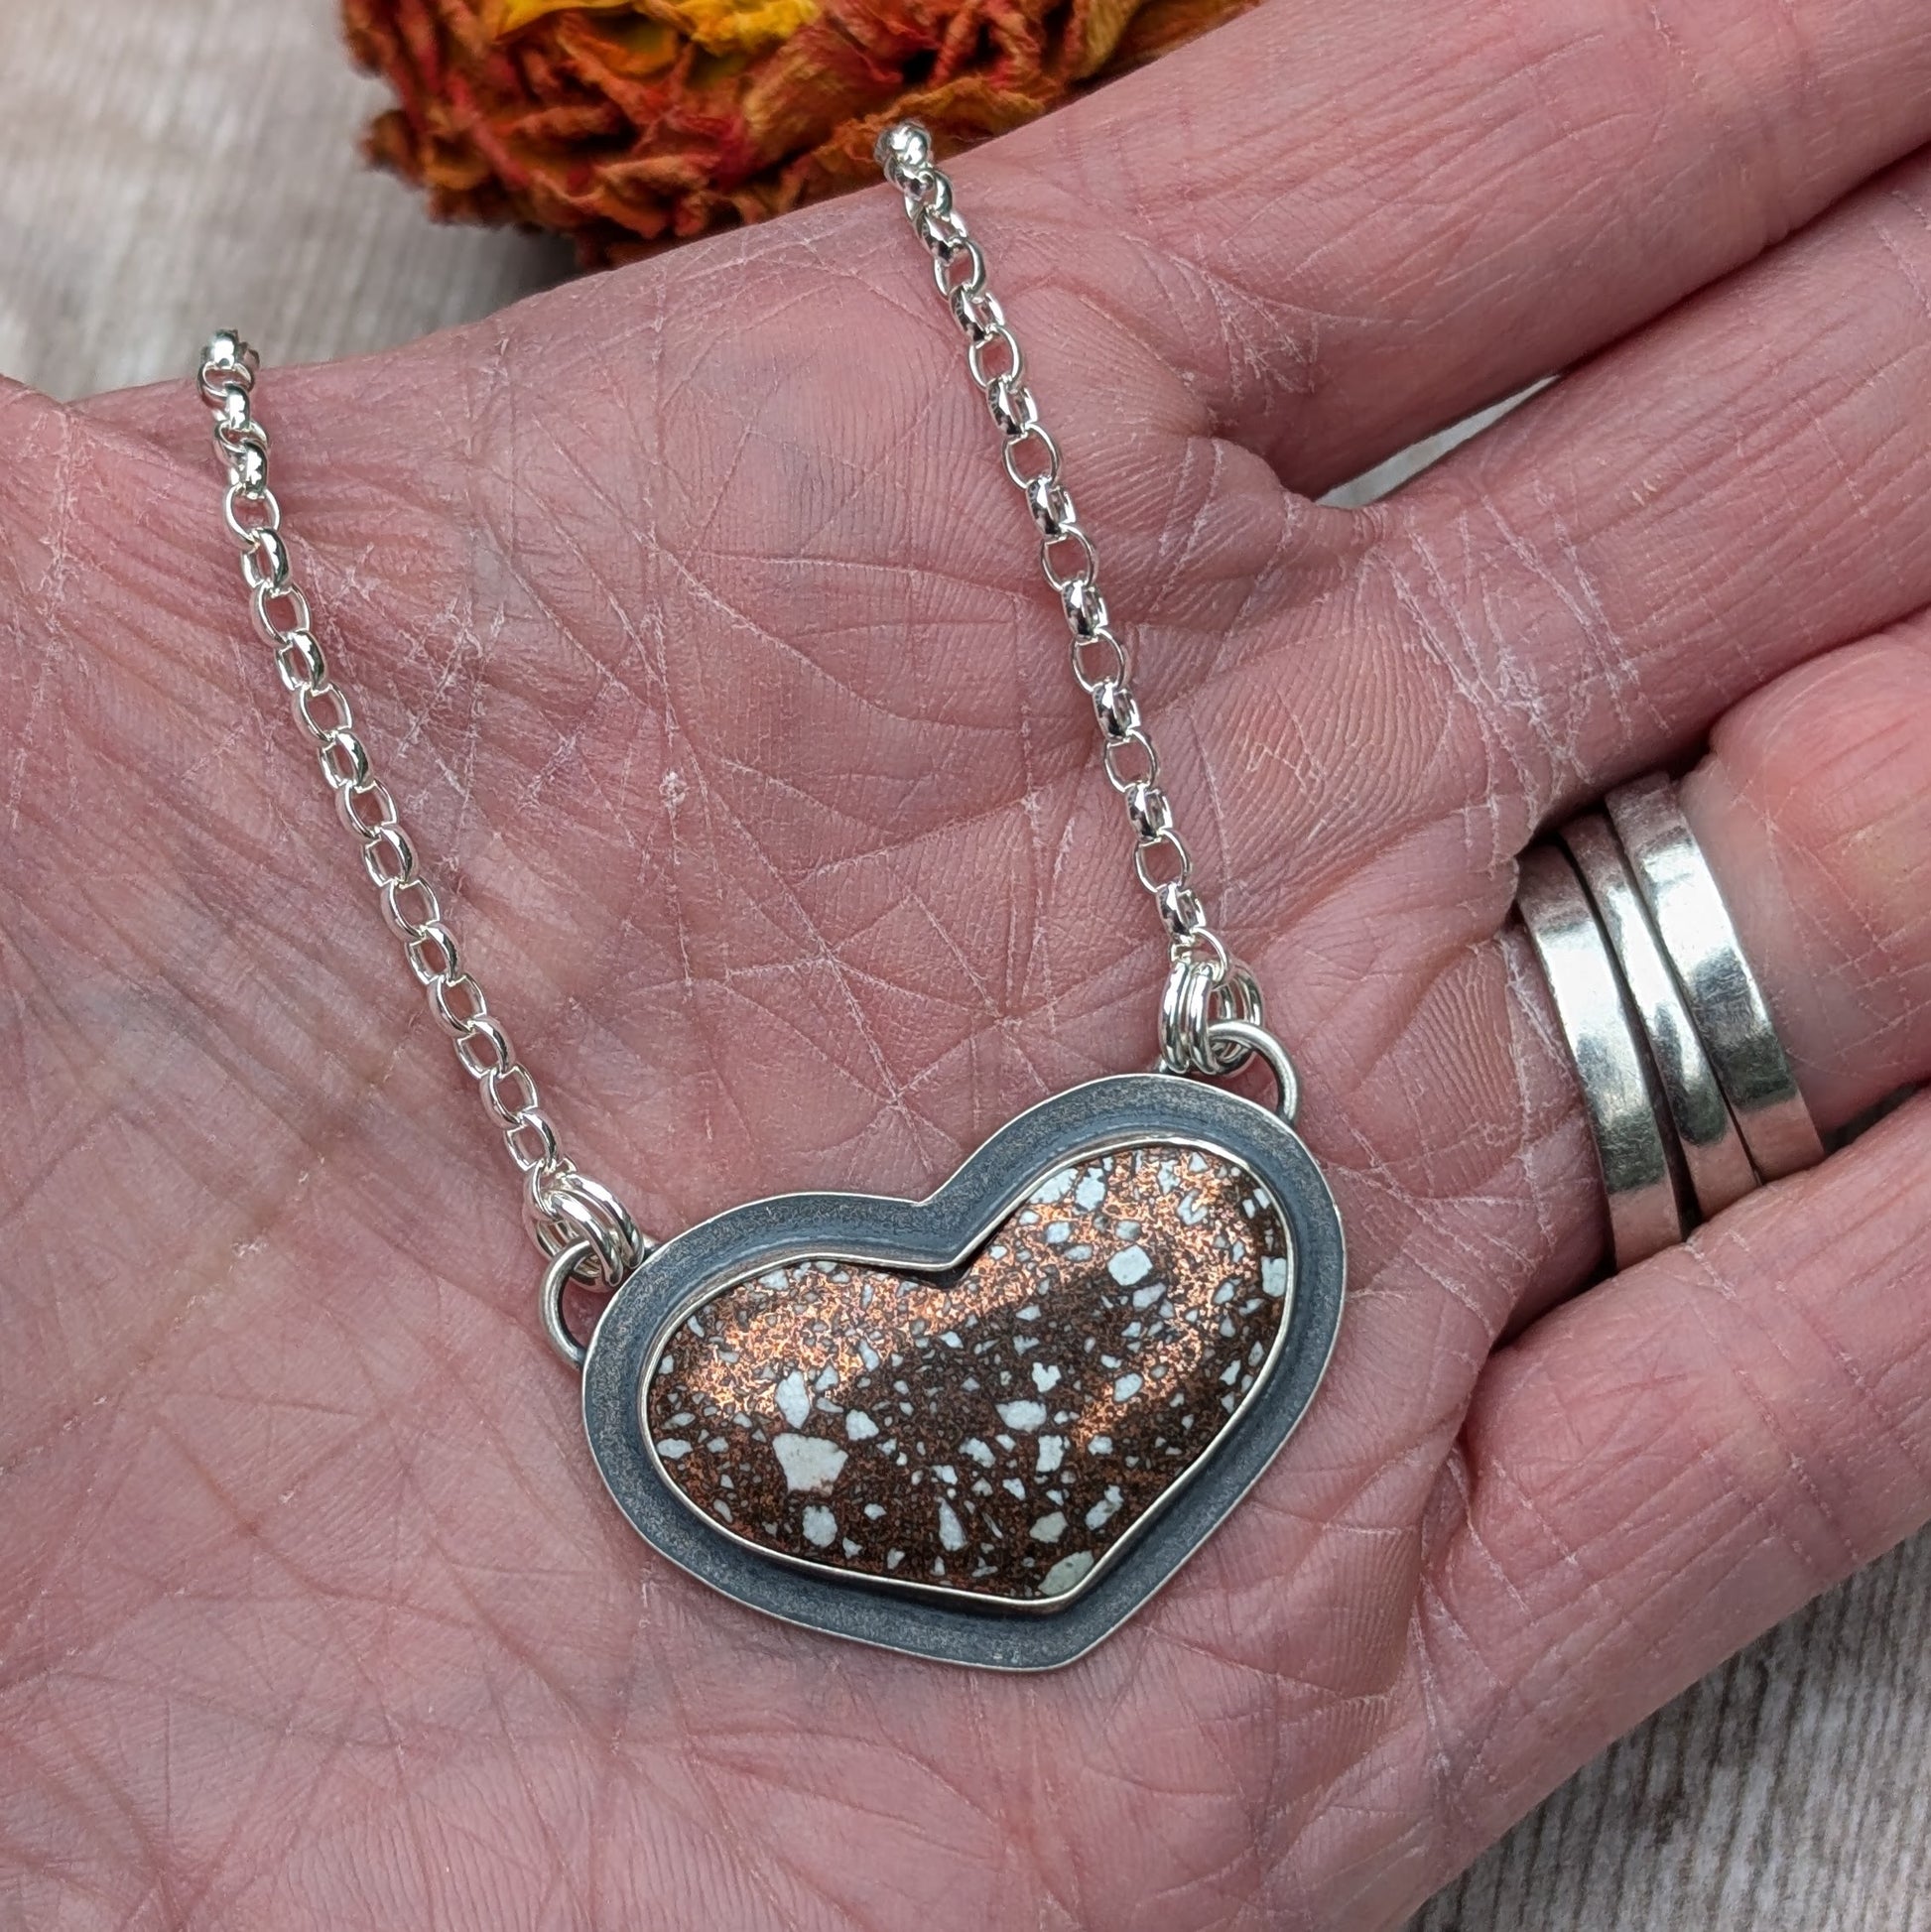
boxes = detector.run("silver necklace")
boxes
[194,121,1345,1672]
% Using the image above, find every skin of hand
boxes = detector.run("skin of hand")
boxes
[4,1,1931,1925]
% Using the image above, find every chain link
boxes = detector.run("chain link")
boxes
[194,331,648,1289]
[876,124,1263,1076]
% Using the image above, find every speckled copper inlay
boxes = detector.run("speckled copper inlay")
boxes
[644,1144,1291,1603]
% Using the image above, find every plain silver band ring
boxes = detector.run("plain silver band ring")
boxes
[1607,775,1825,1182]
[1516,843,1684,1270]
[1561,811,1758,1220]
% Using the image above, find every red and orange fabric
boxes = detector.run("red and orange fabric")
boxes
[343,0,1255,262]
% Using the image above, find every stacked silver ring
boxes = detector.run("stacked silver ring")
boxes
[1516,772,1825,1270]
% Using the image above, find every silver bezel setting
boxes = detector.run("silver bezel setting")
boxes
[581,1073,1346,1670]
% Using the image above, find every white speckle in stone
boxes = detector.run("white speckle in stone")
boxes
[863,1502,886,1520]
[707,1437,728,1454]
[1221,1360,1241,1384]
[1114,1220,1140,1240]
[656,1354,675,1377]
[1016,1304,1041,1322]
[759,1270,789,1291]
[1032,1362,1062,1392]
[988,1245,1006,1261]
[939,1331,963,1348]
[886,1550,904,1570]
[1113,1372,1143,1401]
[845,1409,879,1441]
[773,1433,849,1493]
[1030,1510,1068,1544]
[1031,1167,1077,1204]
[858,1340,881,1369]
[1108,1244,1153,1287]
[937,1500,967,1551]
[1044,1222,1071,1244]
[998,1399,1049,1430]
[1040,1550,1094,1596]
[801,1505,838,1548]
[1075,1172,1105,1211]
[1250,1341,1266,1364]
[655,1439,693,1460]
[815,1363,839,1391]
[1262,1256,1289,1299]
[1090,1435,1112,1455]
[1178,1191,1209,1225]
[1131,1282,1165,1310]
[842,1538,861,1557]
[963,1437,995,1467]
[1003,1478,1027,1500]
[1067,1243,1093,1261]
[934,1465,959,1487]
[1086,1485,1123,1531]
[774,1370,813,1429]
[1036,1435,1065,1475]
[712,1499,732,1522]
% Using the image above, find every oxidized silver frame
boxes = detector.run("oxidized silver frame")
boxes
[581,1073,1345,1670]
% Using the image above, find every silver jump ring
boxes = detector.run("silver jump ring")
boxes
[1606,775,1823,1182]
[526,1167,648,1287]
[1205,1019,1301,1124]
[540,1239,599,1369]
[1160,953,1263,1075]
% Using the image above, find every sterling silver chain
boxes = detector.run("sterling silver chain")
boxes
[876,121,1265,1078]
[193,125,1276,1332]
[195,333,646,1295]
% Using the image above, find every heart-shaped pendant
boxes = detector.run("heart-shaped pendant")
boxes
[581,1073,1344,1669]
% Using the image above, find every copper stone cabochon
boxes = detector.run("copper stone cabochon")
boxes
[643,1144,1292,1603]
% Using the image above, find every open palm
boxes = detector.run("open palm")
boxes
[6,1,1931,1924]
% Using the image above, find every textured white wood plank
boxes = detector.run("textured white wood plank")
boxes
[0,0,568,398]
[0,3,1923,1926]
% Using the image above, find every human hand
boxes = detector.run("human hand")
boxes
[4,1,1931,1924]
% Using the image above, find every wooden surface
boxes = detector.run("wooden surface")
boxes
[0,0,569,397]
[1,1,1925,1924]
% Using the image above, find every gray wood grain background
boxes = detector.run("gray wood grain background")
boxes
[2,0,1924,1923]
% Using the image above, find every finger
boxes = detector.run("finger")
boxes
[78,0,1931,511]
[1382,150,1931,836]
[1496,619,1931,1314]
[1406,1092,1931,1888]
[1684,631,1931,1127]
[1246,631,1931,1895]
[950,0,1931,492]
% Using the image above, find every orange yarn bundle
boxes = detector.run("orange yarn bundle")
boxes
[344,0,1254,262]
